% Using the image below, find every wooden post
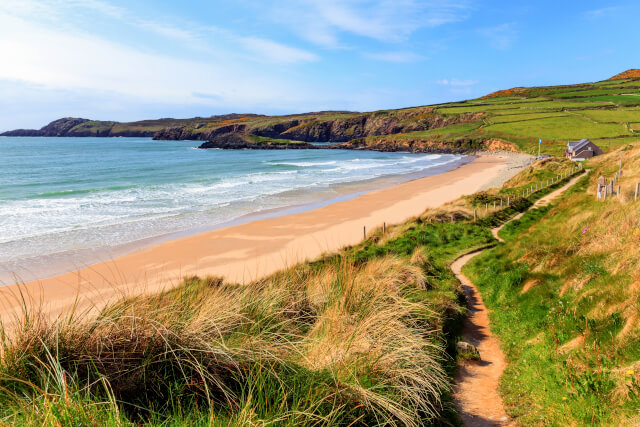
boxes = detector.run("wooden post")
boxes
[383,222,386,233]
[500,199,503,208]
[635,183,639,201]
[604,188,607,200]
[507,196,510,206]
[493,200,496,210]
[486,203,488,213]
[363,226,366,239]
[617,185,621,199]
[474,209,477,222]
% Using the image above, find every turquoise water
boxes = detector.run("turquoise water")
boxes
[0,137,466,282]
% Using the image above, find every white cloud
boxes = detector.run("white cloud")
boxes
[364,51,424,63]
[0,11,310,106]
[265,0,470,48]
[239,37,319,63]
[478,23,517,50]
[584,6,622,18]
[436,79,477,86]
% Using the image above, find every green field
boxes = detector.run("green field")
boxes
[485,115,630,139]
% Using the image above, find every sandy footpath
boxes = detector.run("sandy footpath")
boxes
[0,153,529,322]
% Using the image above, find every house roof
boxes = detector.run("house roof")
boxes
[568,138,593,153]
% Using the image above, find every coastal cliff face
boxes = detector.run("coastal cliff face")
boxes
[156,109,481,146]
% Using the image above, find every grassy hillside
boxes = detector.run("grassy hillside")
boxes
[464,146,640,425]
[353,72,640,156]
[5,71,640,156]
[0,158,585,425]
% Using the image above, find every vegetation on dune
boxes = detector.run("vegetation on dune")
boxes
[463,146,640,425]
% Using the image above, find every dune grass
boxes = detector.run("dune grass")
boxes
[0,255,455,426]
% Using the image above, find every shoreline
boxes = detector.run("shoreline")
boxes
[0,153,473,285]
[0,152,530,322]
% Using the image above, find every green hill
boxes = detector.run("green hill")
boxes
[4,71,640,155]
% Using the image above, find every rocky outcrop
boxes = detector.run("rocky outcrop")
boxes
[198,132,315,150]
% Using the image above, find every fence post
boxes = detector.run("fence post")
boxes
[494,200,496,210]
[383,222,386,233]
[474,209,477,222]
[635,183,639,201]
[500,199,503,208]
[507,196,510,206]
[617,185,621,199]
[486,203,488,213]
[364,226,366,239]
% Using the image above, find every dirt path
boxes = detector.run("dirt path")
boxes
[451,171,586,426]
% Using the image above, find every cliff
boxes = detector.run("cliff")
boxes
[156,108,481,145]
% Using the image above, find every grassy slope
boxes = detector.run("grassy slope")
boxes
[0,159,586,425]
[464,147,640,425]
[33,72,640,155]
[354,76,640,155]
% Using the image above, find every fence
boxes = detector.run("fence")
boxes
[472,162,584,221]
[364,163,586,239]
[596,168,640,202]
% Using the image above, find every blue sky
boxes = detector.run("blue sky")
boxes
[0,0,638,131]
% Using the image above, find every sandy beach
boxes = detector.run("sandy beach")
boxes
[0,153,529,322]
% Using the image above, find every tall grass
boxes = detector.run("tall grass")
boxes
[0,255,452,425]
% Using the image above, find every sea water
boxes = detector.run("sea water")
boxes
[0,137,467,283]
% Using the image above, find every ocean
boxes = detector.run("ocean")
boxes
[0,137,467,283]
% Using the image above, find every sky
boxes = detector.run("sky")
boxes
[0,0,639,131]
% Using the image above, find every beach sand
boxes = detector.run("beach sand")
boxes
[0,153,529,322]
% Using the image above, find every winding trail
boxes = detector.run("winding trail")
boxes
[451,171,586,426]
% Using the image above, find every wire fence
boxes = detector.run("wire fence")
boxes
[596,168,640,202]
[472,163,584,221]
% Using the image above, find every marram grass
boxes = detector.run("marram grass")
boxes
[0,256,452,426]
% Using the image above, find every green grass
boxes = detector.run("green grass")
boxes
[485,115,630,139]
[580,95,640,106]
[575,109,640,123]
[462,154,640,426]
[497,205,551,240]
[488,112,571,124]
